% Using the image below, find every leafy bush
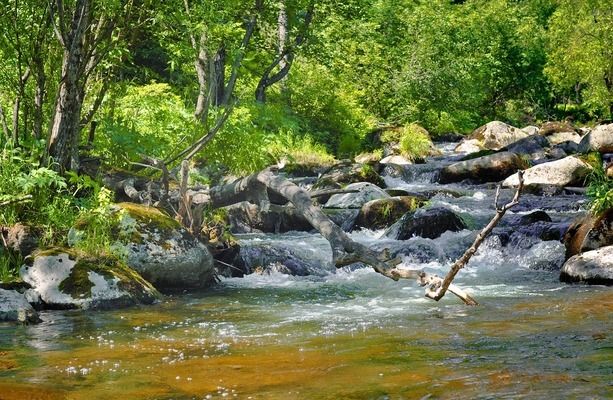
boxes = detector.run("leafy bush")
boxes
[586,158,613,216]
[381,123,433,162]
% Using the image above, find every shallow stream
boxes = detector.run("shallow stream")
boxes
[1,145,611,399]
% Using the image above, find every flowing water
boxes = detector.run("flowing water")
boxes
[1,146,612,399]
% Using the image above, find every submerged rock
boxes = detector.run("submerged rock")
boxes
[0,288,40,323]
[437,152,526,184]
[19,248,161,310]
[503,156,592,188]
[355,196,424,230]
[324,182,390,209]
[560,246,613,285]
[385,207,467,240]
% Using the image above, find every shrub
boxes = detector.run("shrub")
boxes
[586,156,613,216]
[381,123,433,162]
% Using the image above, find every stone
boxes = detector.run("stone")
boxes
[114,203,215,291]
[437,152,527,184]
[470,121,528,150]
[521,125,539,136]
[379,155,412,166]
[539,121,577,136]
[578,123,613,154]
[323,208,360,232]
[355,196,425,230]
[503,156,592,188]
[503,135,549,161]
[354,152,381,165]
[563,209,613,259]
[560,246,613,285]
[236,241,331,276]
[225,201,312,234]
[0,289,40,323]
[313,162,385,191]
[385,207,467,240]
[544,131,582,146]
[324,182,390,209]
[19,248,161,310]
[2,223,39,258]
[454,139,483,154]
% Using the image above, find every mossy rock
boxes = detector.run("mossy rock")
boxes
[71,203,216,292]
[355,196,425,230]
[20,248,161,310]
[313,162,385,190]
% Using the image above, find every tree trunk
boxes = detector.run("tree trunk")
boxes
[47,0,90,171]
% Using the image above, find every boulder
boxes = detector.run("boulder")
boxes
[454,139,482,154]
[385,207,467,240]
[437,152,526,184]
[544,131,582,146]
[236,242,330,276]
[225,201,312,234]
[313,162,385,190]
[354,152,382,165]
[551,141,579,156]
[503,135,549,161]
[379,155,412,166]
[0,289,40,323]
[325,182,390,209]
[113,203,215,291]
[470,121,528,150]
[521,125,539,136]
[578,123,613,154]
[563,209,613,259]
[1,223,40,258]
[560,246,613,285]
[19,248,161,310]
[323,208,360,231]
[355,196,424,230]
[502,156,592,188]
[539,121,577,136]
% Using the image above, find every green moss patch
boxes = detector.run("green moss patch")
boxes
[117,202,181,231]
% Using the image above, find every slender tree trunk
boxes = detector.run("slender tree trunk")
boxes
[213,45,226,106]
[277,0,289,96]
[47,0,90,171]
[33,68,45,140]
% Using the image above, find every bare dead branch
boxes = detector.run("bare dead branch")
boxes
[421,170,525,305]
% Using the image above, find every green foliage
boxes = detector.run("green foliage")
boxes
[586,156,613,215]
[545,0,613,118]
[95,83,198,167]
[381,124,433,162]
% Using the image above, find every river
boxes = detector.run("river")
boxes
[1,145,611,399]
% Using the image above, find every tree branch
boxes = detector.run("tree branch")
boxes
[421,170,525,305]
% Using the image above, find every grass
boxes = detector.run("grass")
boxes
[381,123,433,162]
[586,156,613,215]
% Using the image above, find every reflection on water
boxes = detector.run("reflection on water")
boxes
[1,270,611,400]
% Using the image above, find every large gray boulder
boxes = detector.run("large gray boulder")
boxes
[503,135,550,162]
[470,121,529,150]
[578,123,613,154]
[113,203,215,291]
[20,248,161,309]
[0,289,40,323]
[503,156,592,188]
[324,182,390,209]
[560,246,613,285]
[385,207,467,240]
[437,152,526,184]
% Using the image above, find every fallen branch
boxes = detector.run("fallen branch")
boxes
[420,170,525,305]
[210,169,477,304]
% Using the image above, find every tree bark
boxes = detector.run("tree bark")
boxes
[47,0,91,171]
